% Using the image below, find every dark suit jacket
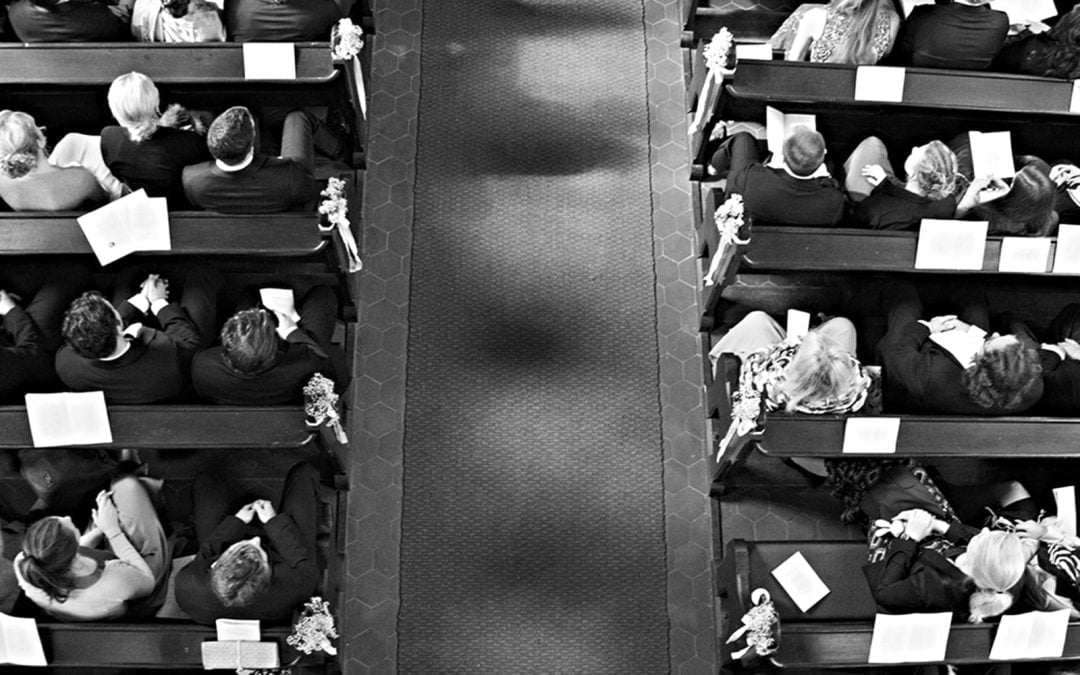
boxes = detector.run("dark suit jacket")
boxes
[174,514,318,625]
[725,163,846,227]
[182,156,319,214]
[225,0,341,42]
[864,532,974,616]
[891,3,1009,70]
[55,302,201,404]
[878,322,1042,415]
[0,307,49,399]
[192,329,336,405]
[1039,350,1080,414]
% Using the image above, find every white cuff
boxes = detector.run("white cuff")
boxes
[149,298,169,315]
[126,294,150,314]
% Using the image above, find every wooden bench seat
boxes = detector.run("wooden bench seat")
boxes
[0,212,329,257]
[24,622,319,669]
[719,538,1080,668]
[0,43,337,85]
[0,405,314,449]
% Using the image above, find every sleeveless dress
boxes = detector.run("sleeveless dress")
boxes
[770,2,897,64]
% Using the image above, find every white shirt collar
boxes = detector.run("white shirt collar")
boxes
[767,156,831,180]
[215,152,255,173]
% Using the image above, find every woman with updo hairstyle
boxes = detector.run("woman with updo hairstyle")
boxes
[100,71,211,209]
[771,0,900,65]
[843,135,962,230]
[13,477,172,621]
[0,110,106,212]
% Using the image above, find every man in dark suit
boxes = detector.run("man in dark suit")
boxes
[55,272,215,403]
[174,462,321,625]
[708,126,846,227]
[877,281,1043,415]
[192,285,339,404]
[891,0,1009,70]
[182,106,321,214]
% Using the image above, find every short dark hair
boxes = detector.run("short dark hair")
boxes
[62,292,119,359]
[782,126,826,177]
[210,543,272,607]
[206,106,255,165]
[221,309,281,374]
[963,341,1043,410]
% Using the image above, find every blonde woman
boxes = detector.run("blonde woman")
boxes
[771,0,899,65]
[844,136,963,230]
[0,111,106,211]
[100,72,210,208]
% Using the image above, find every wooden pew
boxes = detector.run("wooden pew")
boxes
[0,405,315,449]
[719,538,1080,669]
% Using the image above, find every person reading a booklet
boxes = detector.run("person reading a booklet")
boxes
[707,126,847,227]
[876,280,1043,414]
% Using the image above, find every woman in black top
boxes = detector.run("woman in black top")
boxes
[100,72,210,209]
[843,135,961,230]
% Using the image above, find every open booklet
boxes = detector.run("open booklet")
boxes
[76,189,170,266]
[766,106,816,157]
[969,131,1015,180]
[924,323,986,369]
[0,613,47,666]
[259,288,301,322]
[25,391,113,447]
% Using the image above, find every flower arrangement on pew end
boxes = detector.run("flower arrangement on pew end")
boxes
[304,373,349,444]
[319,176,363,273]
[703,27,735,75]
[703,193,749,287]
[330,18,364,61]
[235,597,339,675]
[725,588,780,667]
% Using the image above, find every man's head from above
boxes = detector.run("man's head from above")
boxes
[221,308,282,374]
[62,292,122,359]
[962,333,1043,411]
[211,536,272,607]
[782,126,827,177]
[207,106,256,166]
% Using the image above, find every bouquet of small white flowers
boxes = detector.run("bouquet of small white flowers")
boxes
[703,193,749,287]
[703,27,734,73]
[304,373,349,444]
[287,597,339,656]
[331,18,365,61]
[319,176,363,273]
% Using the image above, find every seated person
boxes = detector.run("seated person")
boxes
[1051,162,1080,222]
[993,5,1080,79]
[131,0,225,42]
[854,465,1075,620]
[14,478,171,620]
[193,286,339,404]
[771,0,900,65]
[0,110,107,212]
[1034,303,1080,414]
[844,136,961,230]
[707,127,847,226]
[7,0,134,42]
[55,272,217,403]
[876,281,1043,415]
[175,462,321,624]
[183,106,321,213]
[950,134,1058,236]
[889,0,1009,71]
[225,0,348,42]
[101,72,211,208]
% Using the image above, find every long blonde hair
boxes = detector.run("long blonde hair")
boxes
[831,0,889,65]
[108,72,161,143]
[780,330,861,411]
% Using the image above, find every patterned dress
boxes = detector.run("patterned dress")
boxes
[770,2,898,64]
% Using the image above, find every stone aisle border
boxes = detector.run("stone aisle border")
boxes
[345,0,715,672]
[343,1,421,672]
[643,0,717,673]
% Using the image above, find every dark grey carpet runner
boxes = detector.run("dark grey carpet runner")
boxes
[399,1,669,671]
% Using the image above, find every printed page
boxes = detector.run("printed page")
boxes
[785,310,810,341]
[969,131,1016,179]
[25,392,113,448]
[915,220,988,270]
[216,618,262,642]
[260,288,301,322]
[929,324,987,369]
[0,613,47,666]
[989,610,1070,660]
[1053,225,1080,274]
[76,190,171,265]
[770,551,830,612]
[1054,486,1077,537]
[854,66,905,103]
[842,417,901,455]
[991,0,1057,24]
[243,43,297,80]
[998,237,1052,273]
[735,44,772,61]
[766,106,816,157]
[868,612,952,664]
